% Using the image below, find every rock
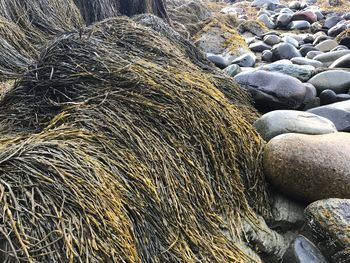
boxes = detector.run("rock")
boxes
[305,198,350,261]
[328,22,348,38]
[310,21,322,33]
[300,83,318,110]
[254,110,336,141]
[249,41,272,52]
[276,13,293,28]
[206,53,230,69]
[292,11,317,24]
[319,89,338,105]
[315,39,338,52]
[290,57,323,68]
[344,12,350,20]
[289,1,302,10]
[264,34,281,46]
[308,70,350,94]
[270,192,305,231]
[234,70,307,110]
[288,21,311,30]
[305,50,323,59]
[252,0,280,7]
[312,34,329,46]
[324,15,344,29]
[271,43,302,61]
[220,6,244,15]
[282,235,327,263]
[262,50,273,62]
[260,63,315,82]
[329,54,350,68]
[313,50,350,66]
[223,64,241,77]
[231,52,256,67]
[330,45,349,51]
[263,132,350,202]
[258,14,276,29]
[339,36,350,49]
[299,45,319,57]
[271,59,293,65]
[336,93,350,102]
[282,36,299,47]
[308,100,350,131]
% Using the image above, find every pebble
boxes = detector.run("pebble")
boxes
[319,89,338,105]
[290,57,323,68]
[249,41,272,52]
[288,20,311,30]
[329,53,350,68]
[314,39,338,52]
[271,42,302,61]
[223,64,242,77]
[264,34,281,46]
[313,50,350,66]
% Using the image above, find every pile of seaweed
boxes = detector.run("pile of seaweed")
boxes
[0,14,270,262]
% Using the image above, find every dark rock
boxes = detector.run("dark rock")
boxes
[276,13,293,28]
[234,70,307,110]
[308,100,350,131]
[339,36,350,49]
[249,41,272,52]
[292,11,317,24]
[262,50,273,62]
[328,22,348,38]
[271,43,302,61]
[320,89,338,105]
[305,198,350,262]
[282,235,327,263]
[329,53,350,68]
[206,53,230,69]
[324,15,344,29]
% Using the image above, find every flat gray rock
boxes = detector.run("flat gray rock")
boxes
[308,70,350,94]
[315,39,338,52]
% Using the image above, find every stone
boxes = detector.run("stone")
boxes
[262,50,273,62]
[299,45,319,57]
[282,235,327,263]
[252,0,280,7]
[258,14,276,29]
[337,93,350,102]
[269,191,305,231]
[319,89,338,105]
[308,100,350,131]
[339,36,350,49]
[282,36,299,47]
[263,132,350,202]
[308,70,350,94]
[276,13,293,28]
[290,57,323,68]
[206,53,230,69]
[289,1,302,10]
[328,22,348,38]
[329,54,350,68]
[313,50,350,66]
[234,70,307,110]
[292,11,317,24]
[260,63,315,82]
[305,198,350,261]
[271,43,302,61]
[288,21,311,30]
[249,41,272,52]
[330,45,349,51]
[324,15,344,29]
[315,39,338,52]
[254,110,336,141]
[305,50,323,59]
[231,52,256,67]
[312,34,329,46]
[264,34,281,46]
[223,64,242,77]
[310,21,322,33]
[300,83,318,110]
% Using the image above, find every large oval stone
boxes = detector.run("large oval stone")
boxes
[254,110,336,141]
[263,133,350,202]
[234,70,307,111]
[307,70,350,94]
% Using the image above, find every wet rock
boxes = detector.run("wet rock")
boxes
[315,39,338,52]
[305,198,350,262]
[313,50,350,66]
[223,64,242,77]
[263,132,350,202]
[329,53,350,68]
[206,53,230,69]
[234,70,307,110]
[308,100,350,131]
[291,57,323,68]
[319,89,338,105]
[231,52,256,67]
[254,110,336,141]
[308,70,350,94]
[282,235,327,263]
[288,20,311,30]
[260,63,314,82]
[271,43,302,61]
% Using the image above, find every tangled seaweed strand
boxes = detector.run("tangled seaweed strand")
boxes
[0,17,270,262]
